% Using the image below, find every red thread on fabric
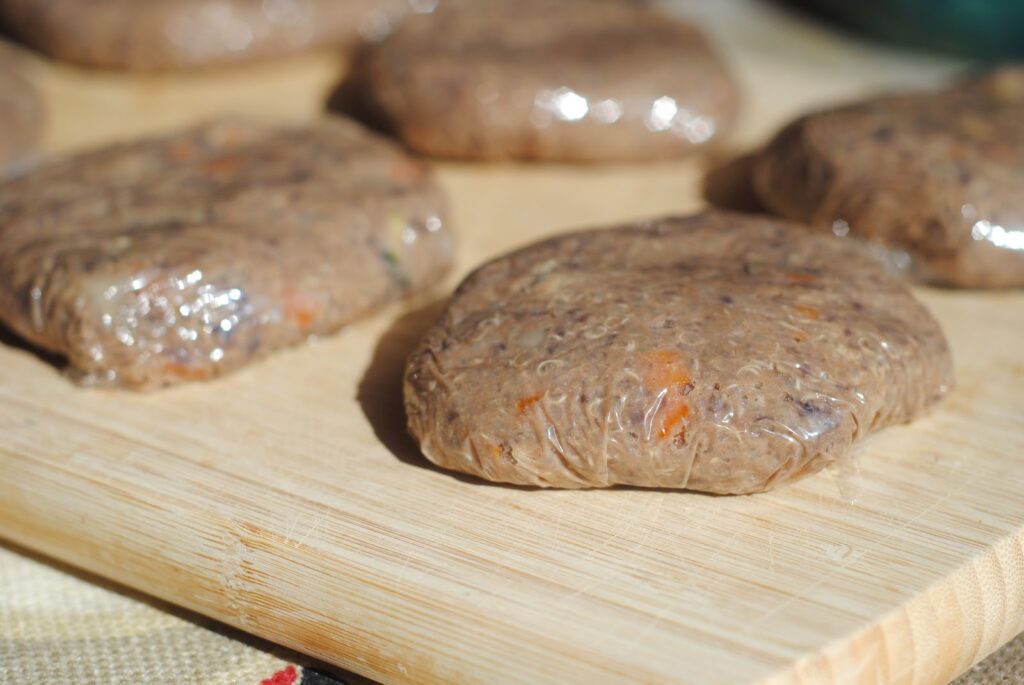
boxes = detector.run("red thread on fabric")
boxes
[260,664,298,685]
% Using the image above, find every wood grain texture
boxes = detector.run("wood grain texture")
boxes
[1,2,1022,684]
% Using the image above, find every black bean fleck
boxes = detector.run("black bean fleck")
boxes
[873,126,894,141]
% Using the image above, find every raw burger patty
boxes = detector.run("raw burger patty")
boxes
[0,0,417,70]
[0,52,42,173]
[753,67,1024,288]
[405,212,952,494]
[0,118,453,389]
[352,0,738,162]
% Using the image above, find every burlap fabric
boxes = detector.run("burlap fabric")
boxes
[1,544,1019,684]
[0,544,360,685]
[954,636,1024,684]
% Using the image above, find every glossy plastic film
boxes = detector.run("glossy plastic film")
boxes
[0,118,453,389]
[753,66,1024,288]
[404,213,952,494]
[0,0,433,70]
[353,0,738,162]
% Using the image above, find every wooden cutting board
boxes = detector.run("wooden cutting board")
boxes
[1,2,1023,684]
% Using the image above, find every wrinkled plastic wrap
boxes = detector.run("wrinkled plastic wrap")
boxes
[0,0,430,70]
[0,51,42,176]
[0,118,453,389]
[753,66,1024,289]
[404,213,952,495]
[352,0,738,162]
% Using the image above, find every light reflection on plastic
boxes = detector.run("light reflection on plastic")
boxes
[591,99,623,124]
[647,96,678,131]
[533,90,715,143]
[550,88,589,121]
[678,115,715,144]
[971,219,1024,251]
[645,95,716,143]
[531,87,589,125]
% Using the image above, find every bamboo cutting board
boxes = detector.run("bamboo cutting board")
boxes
[2,2,1023,684]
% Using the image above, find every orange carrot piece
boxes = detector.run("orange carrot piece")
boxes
[201,154,247,176]
[517,393,544,414]
[282,288,320,329]
[162,362,212,381]
[794,303,821,319]
[642,350,693,439]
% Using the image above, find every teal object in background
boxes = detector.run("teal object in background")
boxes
[796,0,1024,58]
